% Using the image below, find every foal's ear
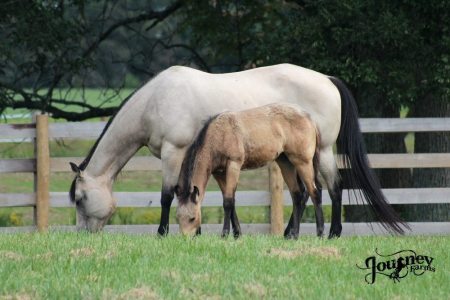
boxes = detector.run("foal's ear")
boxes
[193,186,200,196]
[70,162,80,174]
[174,185,180,196]
[190,186,200,203]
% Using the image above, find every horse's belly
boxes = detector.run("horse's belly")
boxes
[241,145,281,170]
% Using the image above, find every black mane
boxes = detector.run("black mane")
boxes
[178,115,219,203]
[69,90,137,203]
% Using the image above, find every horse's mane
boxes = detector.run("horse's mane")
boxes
[69,89,138,203]
[178,115,219,203]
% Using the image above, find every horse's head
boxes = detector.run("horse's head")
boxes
[69,162,116,232]
[175,185,201,236]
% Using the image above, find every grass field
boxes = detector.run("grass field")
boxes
[0,234,448,299]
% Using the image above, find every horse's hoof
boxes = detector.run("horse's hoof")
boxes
[233,232,241,239]
[328,232,341,239]
[283,227,292,238]
[157,226,169,237]
[284,232,299,240]
[317,230,324,238]
[221,230,230,238]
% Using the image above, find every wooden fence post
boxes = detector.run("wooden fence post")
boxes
[269,162,284,235]
[35,114,50,232]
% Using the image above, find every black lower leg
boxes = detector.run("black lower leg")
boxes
[284,214,294,237]
[231,208,241,238]
[286,190,307,240]
[329,182,343,239]
[313,187,324,237]
[222,197,234,238]
[285,187,308,238]
[157,187,174,236]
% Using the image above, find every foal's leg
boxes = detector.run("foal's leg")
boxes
[283,182,309,238]
[213,172,242,238]
[276,155,308,240]
[157,143,186,236]
[221,161,242,238]
[291,158,324,238]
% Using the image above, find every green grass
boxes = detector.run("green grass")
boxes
[0,234,448,299]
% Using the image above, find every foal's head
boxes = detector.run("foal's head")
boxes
[175,186,201,236]
[69,162,116,232]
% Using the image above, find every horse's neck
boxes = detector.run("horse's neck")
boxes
[85,103,146,179]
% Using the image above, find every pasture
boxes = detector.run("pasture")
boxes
[0,233,448,299]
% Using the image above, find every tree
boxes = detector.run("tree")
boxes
[0,0,183,121]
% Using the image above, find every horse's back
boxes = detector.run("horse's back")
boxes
[137,64,340,153]
[212,104,317,169]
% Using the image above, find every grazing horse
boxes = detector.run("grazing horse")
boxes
[175,103,324,238]
[69,64,408,236]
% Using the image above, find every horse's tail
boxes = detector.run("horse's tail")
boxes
[328,76,409,234]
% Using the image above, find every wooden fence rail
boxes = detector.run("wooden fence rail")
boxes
[1,115,450,235]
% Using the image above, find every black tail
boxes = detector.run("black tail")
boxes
[328,76,409,234]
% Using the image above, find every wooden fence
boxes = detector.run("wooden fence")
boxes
[1,115,450,235]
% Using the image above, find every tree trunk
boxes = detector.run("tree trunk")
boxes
[408,96,450,221]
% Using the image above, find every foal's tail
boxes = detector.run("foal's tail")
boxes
[328,77,409,234]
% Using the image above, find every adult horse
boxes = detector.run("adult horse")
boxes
[69,64,407,236]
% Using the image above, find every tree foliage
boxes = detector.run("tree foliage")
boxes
[0,0,183,120]
[1,0,449,120]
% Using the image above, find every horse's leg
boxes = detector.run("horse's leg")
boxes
[157,143,186,236]
[312,181,324,237]
[318,147,343,238]
[221,161,242,238]
[276,155,308,240]
[213,172,242,238]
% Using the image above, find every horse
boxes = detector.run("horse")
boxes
[69,63,408,236]
[175,103,324,238]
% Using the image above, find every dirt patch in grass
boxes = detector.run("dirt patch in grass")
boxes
[119,287,159,300]
[181,288,222,300]
[160,270,181,281]
[243,282,267,298]
[0,251,24,261]
[0,293,34,300]
[35,252,53,260]
[268,246,340,259]
[69,247,95,257]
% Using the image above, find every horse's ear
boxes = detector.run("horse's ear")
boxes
[70,162,80,174]
[174,185,180,196]
[193,186,199,196]
[190,186,200,203]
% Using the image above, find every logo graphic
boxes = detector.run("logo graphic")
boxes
[357,249,435,284]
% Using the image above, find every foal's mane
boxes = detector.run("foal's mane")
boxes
[178,115,219,203]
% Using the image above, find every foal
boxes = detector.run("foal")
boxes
[175,103,324,239]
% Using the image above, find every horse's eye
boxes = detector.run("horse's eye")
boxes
[189,217,195,223]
